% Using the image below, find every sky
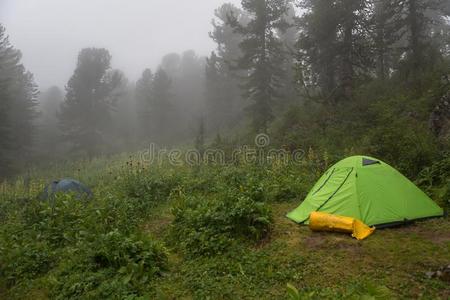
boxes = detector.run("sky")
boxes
[0,0,242,89]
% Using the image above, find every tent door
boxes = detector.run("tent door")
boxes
[316,167,354,211]
[300,167,354,223]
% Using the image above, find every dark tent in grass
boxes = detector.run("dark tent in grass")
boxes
[40,178,92,200]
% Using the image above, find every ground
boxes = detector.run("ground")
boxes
[1,158,449,299]
[142,202,450,299]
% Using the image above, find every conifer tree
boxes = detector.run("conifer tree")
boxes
[211,3,246,65]
[0,24,38,177]
[277,3,298,106]
[386,0,450,79]
[59,48,122,157]
[149,68,172,145]
[36,86,64,160]
[135,68,154,139]
[205,52,229,131]
[209,3,248,127]
[230,0,289,132]
[194,117,206,156]
[336,0,373,99]
[296,0,373,101]
[296,0,339,99]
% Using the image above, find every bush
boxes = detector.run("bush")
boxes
[116,166,181,211]
[1,240,55,287]
[193,164,311,203]
[49,230,168,299]
[363,95,439,177]
[417,152,450,207]
[0,186,170,298]
[169,189,272,257]
[0,195,83,288]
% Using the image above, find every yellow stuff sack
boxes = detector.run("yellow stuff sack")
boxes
[309,211,375,240]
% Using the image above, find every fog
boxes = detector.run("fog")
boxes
[0,0,241,88]
[1,0,449,179]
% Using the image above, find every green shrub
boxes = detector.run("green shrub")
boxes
[417,152,450,207]
[169,189,272,257]
[49,230,168,299]
[116,166,181,210]
[417,152,450,186]
[24,195,87,248]
[1,240,55,287]
[365,101,439,178]
[193,164,311,203]
[264,163,315,202]
[0,195,84,288]
[0,187,170,297]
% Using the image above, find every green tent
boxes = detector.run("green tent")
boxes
[287,156,443,227]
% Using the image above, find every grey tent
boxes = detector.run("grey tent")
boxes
[41,178,92,200]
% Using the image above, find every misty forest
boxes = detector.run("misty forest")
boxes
[1,0,450,299]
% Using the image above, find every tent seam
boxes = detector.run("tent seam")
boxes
[355,170,363,221]
[300,167,354,223]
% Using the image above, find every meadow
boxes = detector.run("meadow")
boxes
[0,152,449,299]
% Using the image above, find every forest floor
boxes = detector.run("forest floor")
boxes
[143,202,450,299]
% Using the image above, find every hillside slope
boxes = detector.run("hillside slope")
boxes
[0,157,449,299]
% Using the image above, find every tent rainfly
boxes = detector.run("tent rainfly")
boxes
[287,156,444,227]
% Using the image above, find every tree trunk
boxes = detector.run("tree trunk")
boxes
[375,1,387,80]
[341,14,354,99]
[408,0,422,77]
[429,91,450,143]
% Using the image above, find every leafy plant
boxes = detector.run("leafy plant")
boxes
[169,189,272,257]
[49,230,168,299]
[117,165,181,208]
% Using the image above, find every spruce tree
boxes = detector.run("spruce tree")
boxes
[277,3,298,106]
[59,48,122,157]
[0,24,38,178]
[135,68,154,139]
[296,0,373,101]
[149,68,172,145]
[0,26,15,177]
[296,0,339,99]
[230,0,289,132]
[336,0,373,99]
[205,51,229,131]
[386,0,450,79]
[194,117,206,156]
[36,86,64,160]
[209,3,248,127]
[374,0,393,80]
[211,3,247,66]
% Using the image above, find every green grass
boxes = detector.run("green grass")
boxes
[142,202,450,299]
[0,156,449,299]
